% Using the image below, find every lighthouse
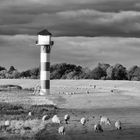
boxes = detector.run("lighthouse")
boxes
[36,29,54,96]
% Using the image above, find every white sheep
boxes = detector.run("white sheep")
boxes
[65,92,69,95]
[58,126,65,135]
[28,112,32,116]
[80,117,86,125]
[94,123,103,132]
[115,120,122,130]
[100,116,111,125]
[52,115,61,124]
[4,120,10,127]
[64,114,70,124]
[42,115,49,121]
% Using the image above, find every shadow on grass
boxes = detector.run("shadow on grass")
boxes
[0,84,35,93]
[0,85,22,91]
[35,127,140,140]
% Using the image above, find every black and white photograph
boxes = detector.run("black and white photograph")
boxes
[0,0,140,139]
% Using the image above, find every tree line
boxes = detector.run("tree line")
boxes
[0,63,140,81]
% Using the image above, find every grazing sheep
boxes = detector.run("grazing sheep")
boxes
[110,89,114,93]
[65,92,69,95]
[42,115,49,121]
[115,120,122,130]
[4,120,10,127]
[52,115,61,124]
[94,123,103,132]
[71,92,75,95]
[64,114,70,124]
[58,126,65,135]
[86,91,89,94]
[80,117,86,125]
[100,116,111,125]
[28,112,32,116]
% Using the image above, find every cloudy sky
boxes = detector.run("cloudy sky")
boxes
[1,0,140,71]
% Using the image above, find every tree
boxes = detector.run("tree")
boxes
[113,64,128,80]
[106,66,114,80]
[98,63,110,79]
[106,64,128,80]
[128,65,140,81]
[50,63,84,79]
[20,70,31,78]
[0,66,6,71]
[80,67,91,79]
[0,70,7,79]
[8,66,16,74]
[11,70,21,79]
[88,66,106,79]
[98,63,110,72]
[30,68,40,79]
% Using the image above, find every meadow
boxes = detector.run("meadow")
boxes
[0,79,140,139]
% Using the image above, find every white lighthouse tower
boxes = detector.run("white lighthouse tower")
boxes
[36,29,54,96]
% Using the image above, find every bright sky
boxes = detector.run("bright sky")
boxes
[0,0,140,71]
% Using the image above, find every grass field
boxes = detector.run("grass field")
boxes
[0,79,140,140]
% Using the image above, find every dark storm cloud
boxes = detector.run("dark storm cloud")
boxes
[1,0,140,71]
[0,0,140,37]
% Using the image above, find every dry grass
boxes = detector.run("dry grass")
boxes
[0,79,140,140]
[0,102,57,139]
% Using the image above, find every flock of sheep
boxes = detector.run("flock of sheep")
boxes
[33,83,120,97]
[58,84,97,95]
[30,84,122,136]
[51,114,122,135]
[1,111,122,136]
[33,84,98,95]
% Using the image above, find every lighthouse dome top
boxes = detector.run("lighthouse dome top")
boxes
[37,29,52,45]
[38,29,52,36]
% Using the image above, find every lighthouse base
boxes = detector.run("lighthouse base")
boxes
[39,89,50,96]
